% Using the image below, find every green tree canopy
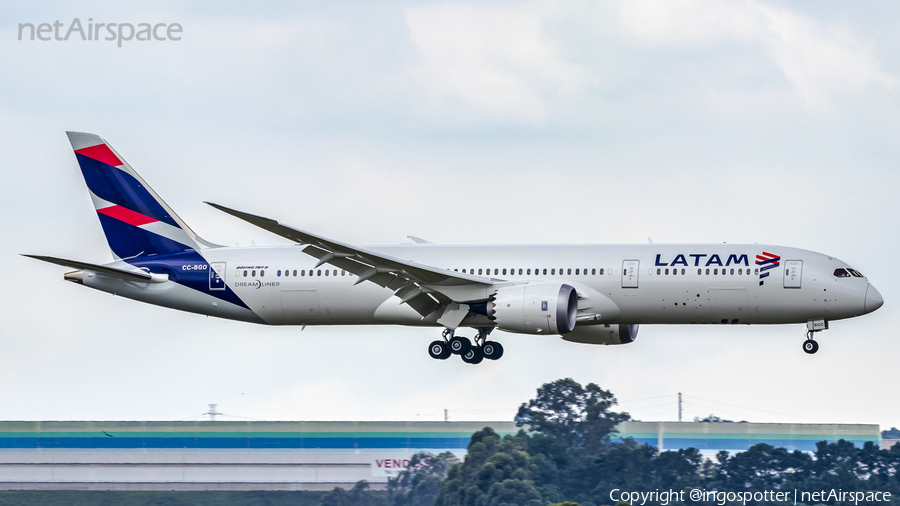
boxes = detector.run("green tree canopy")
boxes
[389,451,459,506]
[434,427,542,506]
[516,378,630,453]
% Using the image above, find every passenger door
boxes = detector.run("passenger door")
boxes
[783,260,802,288]
[622,260,639,288]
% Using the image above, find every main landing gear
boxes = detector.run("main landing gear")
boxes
[428,328,504,364]
[802,320,828,355]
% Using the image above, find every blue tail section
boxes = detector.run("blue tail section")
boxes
[66,132,201,260]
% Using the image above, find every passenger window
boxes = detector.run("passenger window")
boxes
[251,270,256,277]
[243,270,247,277]
[462,269,466,274]
[502,268,507,275]
[325,270,329,276]
[478,269,483,275]
[342,270,345,276]
[697,269,702,275]
[714,269,718,275]
[591,269,596,275]
[277,270,281,277]
[599,268,604,275]
[681,268,685,275]
[738,268,742,275]
[261,270,265,277]
[754,268,759,275]
[333,270,337,276]
[657,268,661,275]
[519,269,523,275]
[665,268,669,275]
[730,269,734,275]
[494,269,499,275]
[551,269,556,275]
[575,269,580,275]
[527,269,532,275]
[567,268,572,275]
[317,270,322,276]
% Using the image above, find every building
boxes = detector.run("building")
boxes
[616,421,880,454]
[0,420,881,491]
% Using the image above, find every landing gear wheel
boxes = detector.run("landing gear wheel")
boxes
[482,341,504,360]
[449,335,472,355]
[428,340,451,360]
[461,346,484,364]
[803,339,819,354]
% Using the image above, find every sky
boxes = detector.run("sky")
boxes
[1,1,898,429]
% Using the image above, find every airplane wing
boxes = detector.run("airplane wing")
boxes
[22,255,156,283]
[206,203,493,317]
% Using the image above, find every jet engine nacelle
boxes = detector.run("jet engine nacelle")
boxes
[492,283,578,335]
[561,324,639,345]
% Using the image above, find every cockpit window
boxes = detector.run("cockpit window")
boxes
[848,268,864,278]
[833,268,851,278]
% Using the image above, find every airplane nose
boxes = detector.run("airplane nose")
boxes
[866,284,884,313]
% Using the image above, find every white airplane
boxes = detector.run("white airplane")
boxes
[26,132,883,363]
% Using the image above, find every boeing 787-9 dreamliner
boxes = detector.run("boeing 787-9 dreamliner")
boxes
[25,133,884,364]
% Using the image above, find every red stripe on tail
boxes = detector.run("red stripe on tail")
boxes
[97,205,158,227]
[74,144,123,167]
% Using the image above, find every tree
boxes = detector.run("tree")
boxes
[320,480,388,506]
[434,427,542,506]
[389,451,459,506]
[693,414,734,423]
[714,443,811,491]
[516,378,630,453]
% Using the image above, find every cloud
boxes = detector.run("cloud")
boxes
[404,3,586,125]
[616,0,897,108]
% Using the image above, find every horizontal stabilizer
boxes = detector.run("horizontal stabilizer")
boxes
[22,255,161,283]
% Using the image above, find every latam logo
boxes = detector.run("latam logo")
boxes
[756,252,781,286]
[655,254,749,267]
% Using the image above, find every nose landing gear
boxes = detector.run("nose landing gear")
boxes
[802,338,819,354]
[428,327,503,363]
[802,320,828,355]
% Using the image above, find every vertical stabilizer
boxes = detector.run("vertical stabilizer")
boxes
[66,132,202,261]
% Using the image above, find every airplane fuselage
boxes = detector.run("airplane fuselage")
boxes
[78,243,878,329]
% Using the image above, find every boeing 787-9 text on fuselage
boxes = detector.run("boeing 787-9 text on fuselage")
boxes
[25,133,884,363]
